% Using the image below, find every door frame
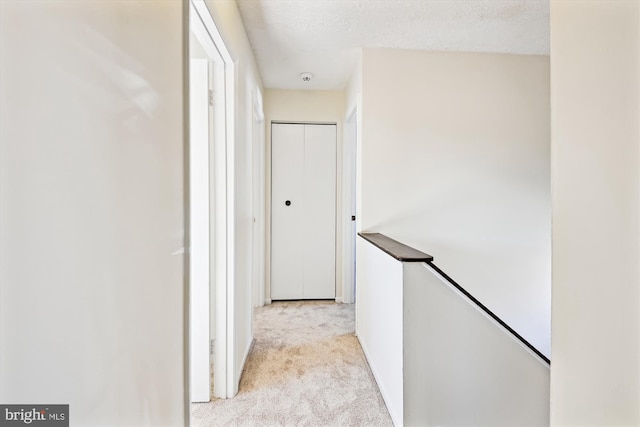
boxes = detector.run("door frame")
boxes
[342,104,359,304]
[188,0,236,400]
[252,89,265,308]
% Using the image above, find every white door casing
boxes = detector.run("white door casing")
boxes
[252,89,266,308]
[342,106,358,304]
[189,0,235,399]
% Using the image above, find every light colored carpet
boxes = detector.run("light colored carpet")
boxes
[191,300,393,427]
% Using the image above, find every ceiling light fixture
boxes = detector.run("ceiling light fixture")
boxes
[300,72,313,82]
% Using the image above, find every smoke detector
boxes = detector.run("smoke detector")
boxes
[299,72,313,83]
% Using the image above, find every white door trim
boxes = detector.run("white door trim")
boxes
[189,0,235,400]
[342,104,358,304]
[252,89,266,308]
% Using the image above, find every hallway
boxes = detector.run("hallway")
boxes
[191,301,392,426]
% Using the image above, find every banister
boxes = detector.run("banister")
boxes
[358,232,550,365]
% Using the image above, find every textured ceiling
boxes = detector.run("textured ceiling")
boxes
[236,0,549,90]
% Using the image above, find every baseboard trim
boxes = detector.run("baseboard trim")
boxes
[264,298,272,305]
[335,297,344,304]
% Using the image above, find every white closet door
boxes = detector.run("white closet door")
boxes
[271,124,305,299]
[303,124,336,298]
[271,123,336,300]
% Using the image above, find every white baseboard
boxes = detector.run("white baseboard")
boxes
[335,297,344,303]
[264,298,272,305]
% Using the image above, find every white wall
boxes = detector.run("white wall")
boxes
[345,52,362,118]
[404,262,549,427]
[264,89,346,301]
[355,238,404,426]
[0,1,187,425]
[356,236,549,427]
[189,57,211,402]
[204,0,264,395]
[360,48,551,357]
[550,1,640,424]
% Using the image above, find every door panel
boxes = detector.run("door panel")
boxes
[271,124,305,299]
[303,125,336,298]
[271,123,336,300]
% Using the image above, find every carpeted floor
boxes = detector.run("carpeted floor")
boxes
[191,300,393,427]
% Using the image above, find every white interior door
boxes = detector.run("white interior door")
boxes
[303,124,336,298]
[271,124,305,299]
[271,123,336,300]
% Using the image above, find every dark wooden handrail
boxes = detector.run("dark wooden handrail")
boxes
[358,233,433,262]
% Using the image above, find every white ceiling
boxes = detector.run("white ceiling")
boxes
[236,0,549,91]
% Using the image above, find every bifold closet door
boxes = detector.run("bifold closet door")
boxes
[271,124,305,299]
[303,124,336,298]
[271,123,336,300]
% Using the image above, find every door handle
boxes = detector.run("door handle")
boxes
[285,200,291,206]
